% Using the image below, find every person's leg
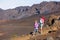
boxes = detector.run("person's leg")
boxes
[37,28,38,33]
[40,23,41,28]
[36,29,38,34]
[41,24,43,29]
[41,24,43,34]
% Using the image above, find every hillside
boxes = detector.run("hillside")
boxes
[0,1,60,20]
[0,12,60,40]
[0,1,60,40]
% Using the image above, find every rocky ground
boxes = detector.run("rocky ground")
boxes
[0,13,60,40]
[0,1,60,40]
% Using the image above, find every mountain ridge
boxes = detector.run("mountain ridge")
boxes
[0,1,60,20]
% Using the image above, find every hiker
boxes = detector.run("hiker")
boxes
[33,20,39,35]
[40,16,45,34]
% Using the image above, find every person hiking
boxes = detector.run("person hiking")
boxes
[40,16,45,34]
[33,20,39,35]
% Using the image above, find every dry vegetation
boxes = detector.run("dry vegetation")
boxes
[0,14,60,40]
[0,1,60,40]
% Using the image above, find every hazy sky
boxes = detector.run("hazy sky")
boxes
[0,0,60,10]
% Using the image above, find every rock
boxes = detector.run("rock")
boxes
[0,1,60,20]
[47,36,54,40]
